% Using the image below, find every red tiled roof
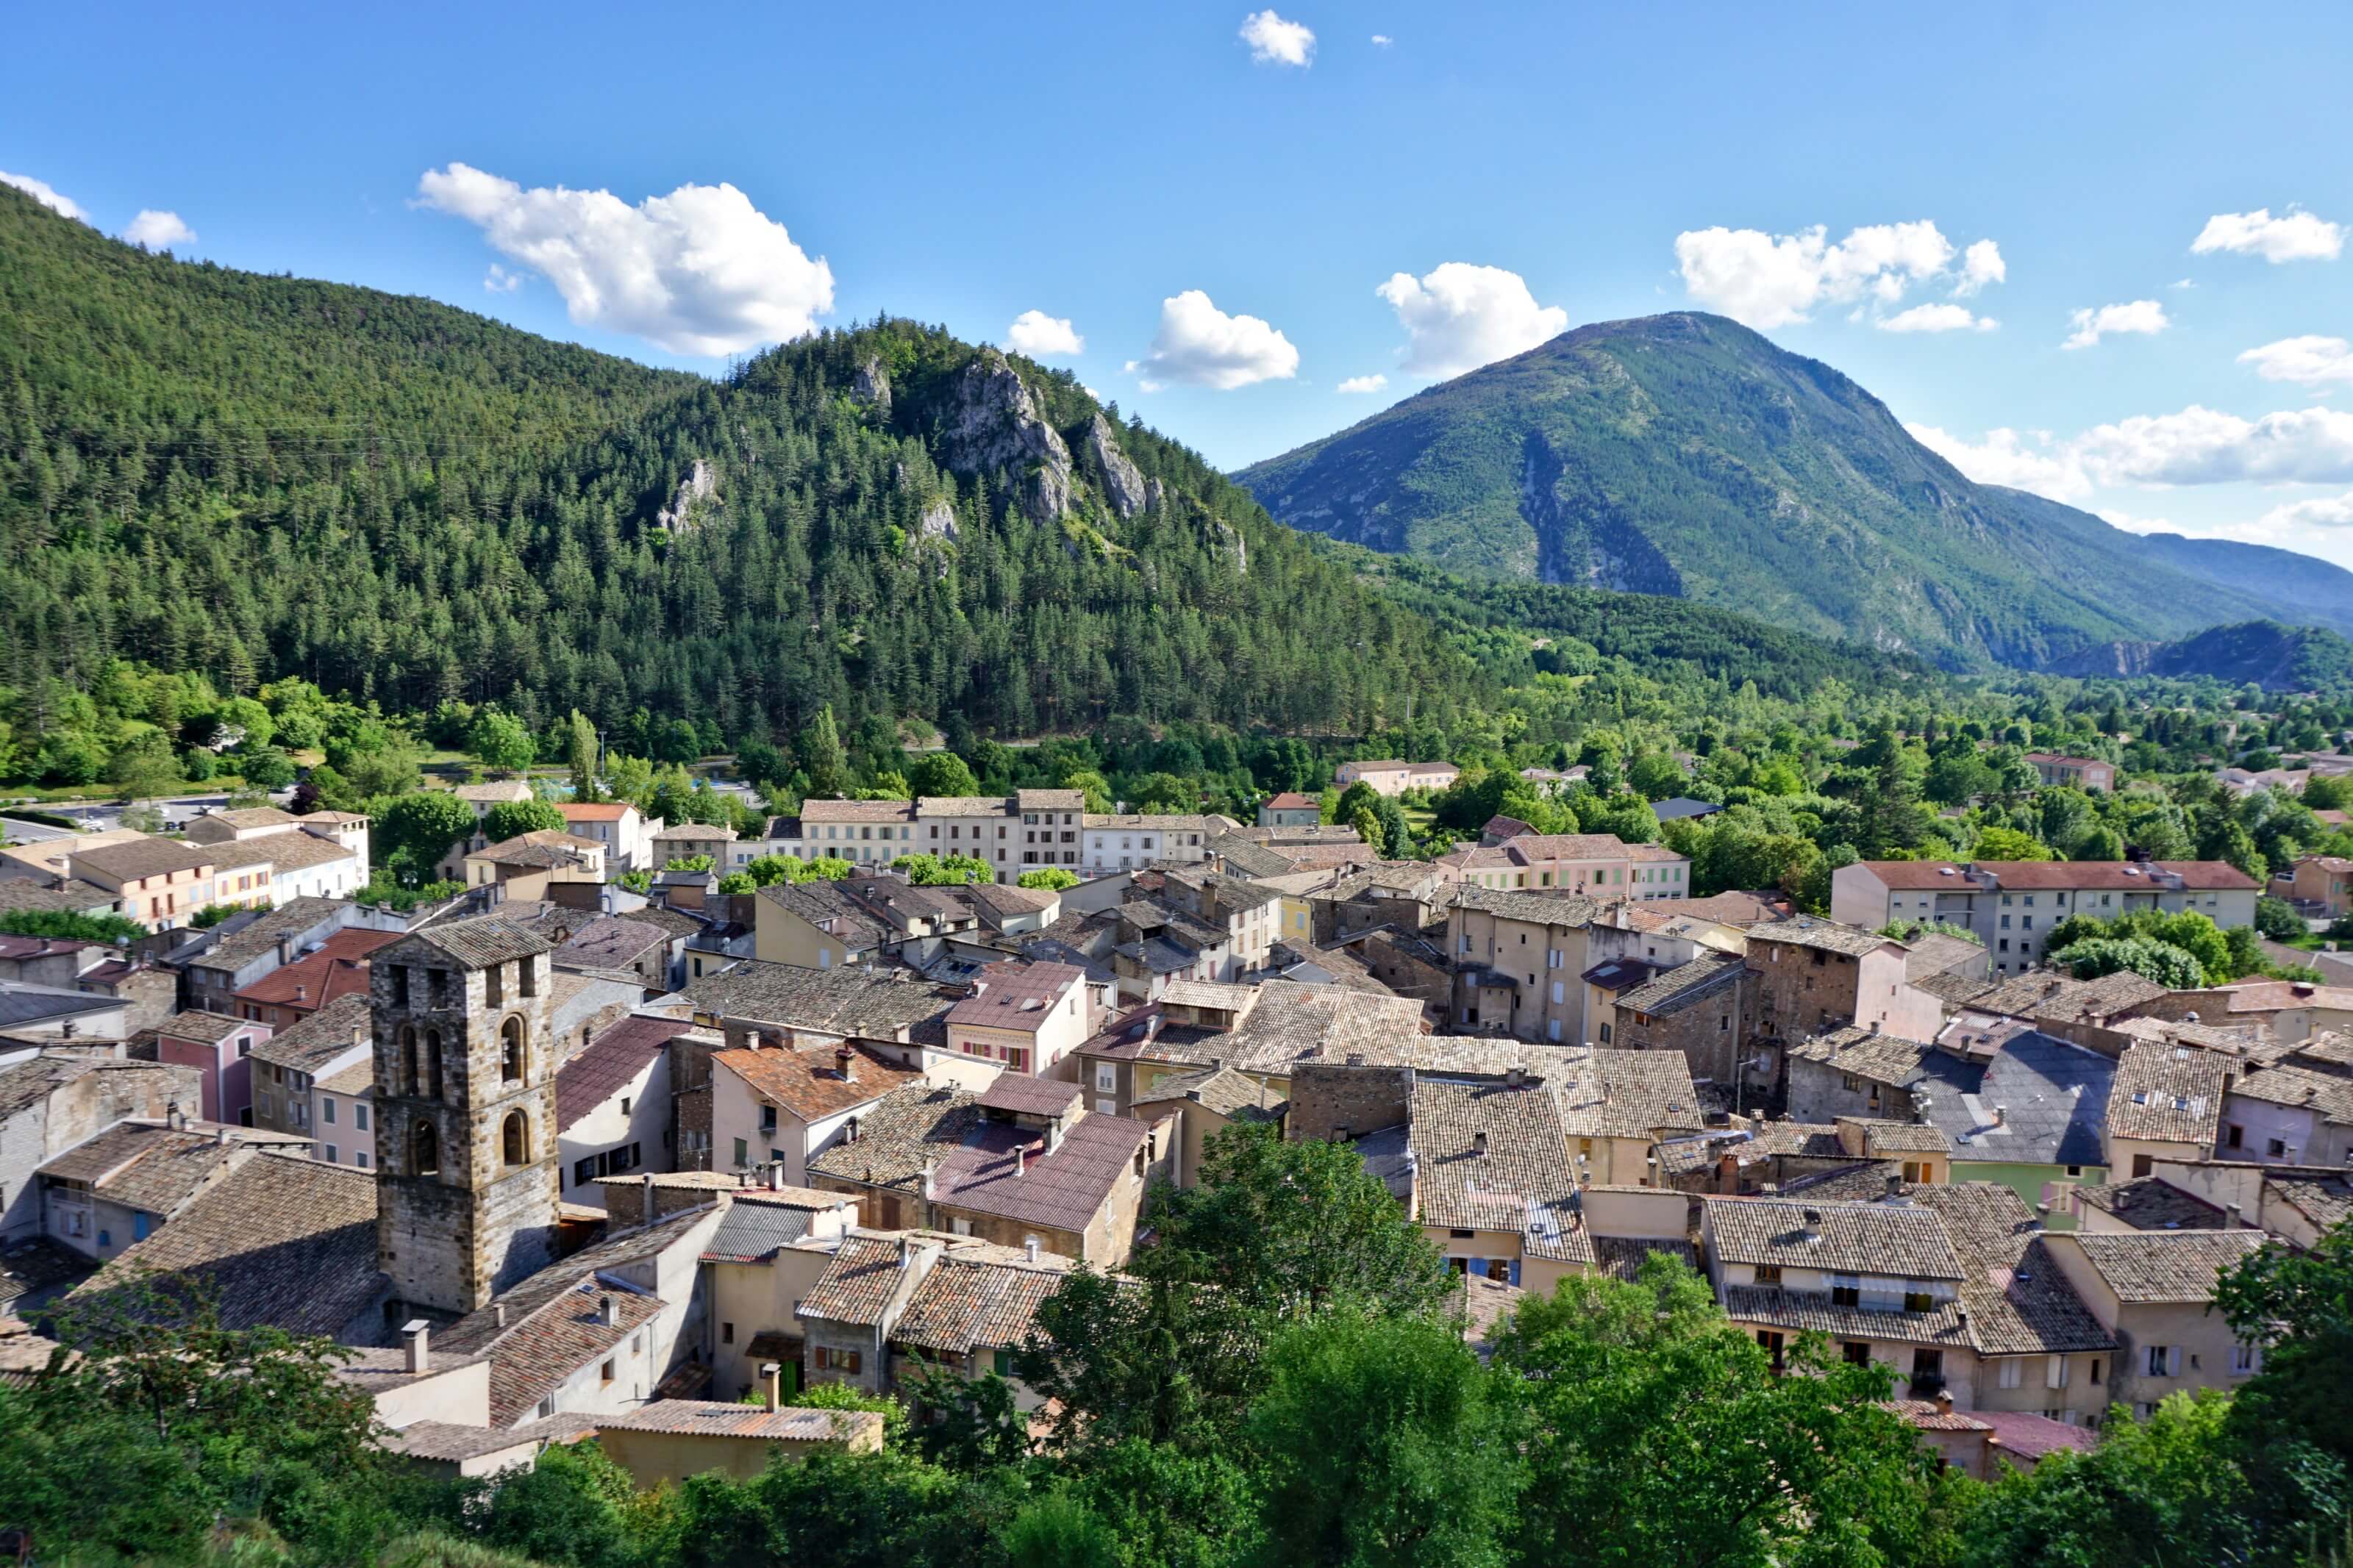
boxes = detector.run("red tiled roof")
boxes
[712,1042,919,1124]
[557,803,632,820]
[928,1113,1149,1234]
[945,964,1086,1034]
[1265,792,1318,810]
[232,929,399,1009]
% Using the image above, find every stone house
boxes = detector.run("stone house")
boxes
[249,992,372,1145]
[0,1056,203,1243]
[36,1116,309,1262]
[1745,919,1943,1060]
[793,1228,1072,1409]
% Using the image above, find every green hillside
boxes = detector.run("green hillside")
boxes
[0,185,1480,741]
[1236,312,2341,670]
[2046,620,2353,692]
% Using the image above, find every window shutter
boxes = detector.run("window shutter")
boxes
[2046,1356,2066,1389]
[2167,1346,2182,1377]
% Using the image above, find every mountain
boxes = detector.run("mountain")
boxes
[1235,312,2352,670]
[2045,620,2353,692]
[0,185,1481,742]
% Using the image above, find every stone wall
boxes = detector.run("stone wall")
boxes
[1614,978,1745,1092]
[1286,1063,1415,1144]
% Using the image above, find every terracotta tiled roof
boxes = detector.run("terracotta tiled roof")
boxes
[405,915,557,969]
[1789,1025,1938,1087]
[1750,917,1893,957]
[1614,951,1744,1015]
[1407,1078,1580,1258]
[713,1042,919,1125]
[250,992,373,1075]
[975,1073,1083,1117]
[1450,885,1604,927]
[946,964,1086,1034]
[2074,1177,2226,1231]
[1721,1285,1970,1347]
[2228,1062,2353,1127]
[207,830,361,873]
[928,1114,1151,1234]
[72,837,215,881]
[799,1234,915,1326]
[807,1084,985,1190]
[599,1400,879,1443]
[892,1254,1070,1354]
[1900,1184,2115,1356]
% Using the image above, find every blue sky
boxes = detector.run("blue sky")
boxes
[8,1,2353,562]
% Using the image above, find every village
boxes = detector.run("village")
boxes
[0,748,2339,1495]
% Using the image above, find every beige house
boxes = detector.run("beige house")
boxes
[1130,1064,1286,1180]
[2103,1042,2229,1178]
[942,963,1092,1078]
[594,1399,881,1484]
[436,781,538,879]
[2041,1228,2274,1418]
[2023,754,2115,793]
[66,837,220,931]
[1832,860,2260,975]
[464,831,607,895]
[1446,886,1602,1043]
[699,1185,861,1399]
[650,822,736,867]
[557,802,660,873]
[1334,759,1460,797]
[1435,831,1690,902]
[709,1040,923,1184]
[1257,792,1323,828]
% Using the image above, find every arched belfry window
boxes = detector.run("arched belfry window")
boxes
[424,1029,444,1099]
[412,1120,440,1176]
[501,1016,525,1083]
[501,1110,529,1167]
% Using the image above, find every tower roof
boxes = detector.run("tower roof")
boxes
[405,915,557,969]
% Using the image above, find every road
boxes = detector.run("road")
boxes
[2,790,296,840]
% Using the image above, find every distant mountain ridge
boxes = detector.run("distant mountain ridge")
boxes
[1235,312,2353,670]
[2044,620,2353,692]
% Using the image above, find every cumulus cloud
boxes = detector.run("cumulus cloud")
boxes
[2062,299,2168,351]
[1371,32,1393,44]
[1126,290,1299,390]
[1879,304,1996,334]
[2072,405,2353,487]
[1,171,88,221]
[484,263,524,293]
[414,162,835,357]
[1003,309,1085,359]
[1375,262,1568,379]
[2239,335,2353,387]
[1239,10,1315,65]
[1954,239,2006,296]
[1338,373,1389,393]
[2258,492,2353,530]
[1672,220,2001,329]
[121,209,196,248]
[1906,423,2093,502]
[2192,207,2344,264]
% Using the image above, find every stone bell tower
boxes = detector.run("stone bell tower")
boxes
[371,914,561,1315]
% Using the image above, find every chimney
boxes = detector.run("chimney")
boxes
[215,1125,232,1147]
[836,1047,856,1082]
[167,1100,185,1132]
[898,1236,913,1267]
[921,1160,936,1201]
[1935,1389,1954,1417]
[760,1361,782,1411]
[1868,1020,1881,1035]
[768,1163,785,1192]
[1802,1208,1823,1240]
[1506,1065,1524,1088]
[1885,1173,1904,1200]
[294,984,308,1004]
[2227,1203,2243,1229]
[1015,1145,1031,1176]
[1024,1236,1040,1264]
[1471,1131,1490,1157]
[493,1303,507,1329]
[599,1295,619,1327]
[402,1319,430,1373]
[1993,1105,2008,1127]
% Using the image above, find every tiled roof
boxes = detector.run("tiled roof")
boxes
[1704,1197,1965,1280]
[1407,1078,1580,1258]
[385,1413,599,1462]
[754,881,892,950]
[1614,951,1745,1015]
[799,798,917,823]
[799,1234,914,1326]
[555,1015,689,1128]
[2224,1062,2353,1128]
[2074,1177,2226,1231]
[976,1073,1083,1118]
[557,802,634,821]
[945,964,1085,1033]
[1749,917,1893,958]
[1836,1117,1954,1155]
[2067,1230,2271,1303]
[1017,788,1088,812]
[1903,934,1986,981]
[72,837,215,880]
[451,781,535,803]
[1555,1049,1702,1140]
[407,915,556,969]
[554,916,672,972]
[1790,1025,1938,1086]
[1132,1064,1287,1121]
[196,806,301,831]
[1449,885,1605,926]
[158,1009,248,1045]
[713,1041,919,1125]
[185,898,352,971]
[38,1122,249,1213]
[71,1153,382,1335]
[699,1193,838,1263]
[2107,1043,2229,1146]
[2269,1173,2353,1231]
[1721,1285,1970,1347]
[207,830,360,873]
[892,1254,1070,1354]
[680,962,957,1042]
[1900,1184,2115,1355]
[928,1113,1151,1234]
[250,992,372,1074]
[807,1084,984,1190]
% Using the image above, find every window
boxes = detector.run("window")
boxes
[355,1151,369,1169]
[132,1213,150,1242]
[2268,1138,2288,1159]
[2230,1344,2260,1376]
[1830,1275,1862,1307]
[1843,1342,1871,1366]
[501,1110,529,1166]
[600,1359,616,1384]
[501,1016,525,1082]
[355,1103,369,1132]
[411,1120,440,1176]
[733,1137,749,1169]
[519,956,538,998]
[1998,1358,2024,1389]
[2146,1345,2179,1378]
[1753,1263,1782,1286]
[1903,1288,1935,1312]
[322,1098,338,1126]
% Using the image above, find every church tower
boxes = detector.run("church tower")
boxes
[371,915,561,1314]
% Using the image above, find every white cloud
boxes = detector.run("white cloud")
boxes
[1371,32,1393,45]
[2072,404,2353,486]
[2062,299,2168,351]
[1002,309,1085,359]
[2192,207,2344,264]
[1125,290,1299,390]
[1,171,88,221]
[1375,262,1568,378]
[484,263,524,293]
[1906,423,2093,503]
[1671,220,2000,329]
[1954,239,2006,296]
[2239,335,2353,388]
[1338,373,1389,393]
[1239,10,1315,65]
[121,209,195,248]
[2258,492,2353,530]
[414,162,835,357]
[1879,303,1996,334]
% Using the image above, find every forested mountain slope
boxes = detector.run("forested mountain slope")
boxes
[2044,620,2353,692]
[0,186,1482,742]
[1235,312,2347,670]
